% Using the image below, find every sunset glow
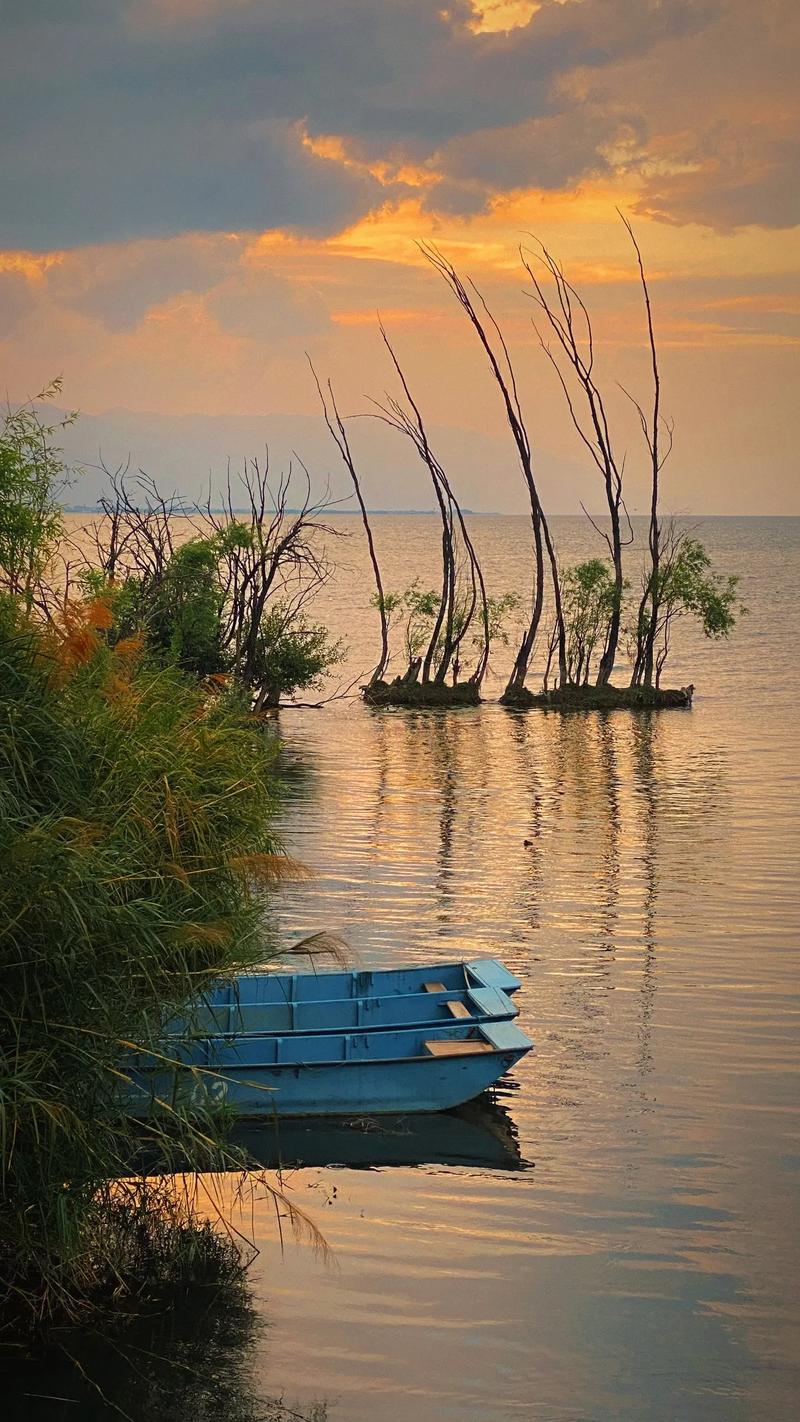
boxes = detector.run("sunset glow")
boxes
[0,0,797,512]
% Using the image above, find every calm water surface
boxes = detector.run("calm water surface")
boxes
[15,515,798,1422]
[233,516,800,1421]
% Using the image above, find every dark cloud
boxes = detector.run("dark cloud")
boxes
[431,107,645,210]
[0,110,384,248]
[0,0,796,246]
[636,132,800,233]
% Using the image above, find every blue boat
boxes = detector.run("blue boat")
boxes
[170,981,518,1037]
[123,1019,532,1119]
[206,957,521,1006]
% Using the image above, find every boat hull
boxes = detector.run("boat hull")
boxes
[123,1021,532,1119]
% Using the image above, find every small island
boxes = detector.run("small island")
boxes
[316,232,742,711]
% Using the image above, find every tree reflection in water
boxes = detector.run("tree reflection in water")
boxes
[4,1279,328,1422]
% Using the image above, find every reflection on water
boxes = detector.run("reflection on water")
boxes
[18,517,798,1421]
[4,1282,328,1422]
[231,1096,527,1174]
[249,518,799,1422]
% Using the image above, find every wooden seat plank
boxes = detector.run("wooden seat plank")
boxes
[424,1039,492,1056]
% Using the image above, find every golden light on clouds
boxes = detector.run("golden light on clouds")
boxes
[467,1,541,33]
[332,307,437,327]
[299,125,438,192]
[0,0,797,510]
[0,251,62,282]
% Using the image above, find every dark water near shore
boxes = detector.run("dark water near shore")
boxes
[246,516,799,1421]
[11,515,800,1421]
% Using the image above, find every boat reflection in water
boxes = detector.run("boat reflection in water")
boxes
[229,1089,528,1173]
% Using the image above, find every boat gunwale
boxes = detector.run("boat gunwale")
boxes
[170,984,520,1038]
[135,1024,533,1073]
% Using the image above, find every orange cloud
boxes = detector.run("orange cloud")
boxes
[299,124,438,192]
[0,251,63,282]
[332,306,439,326]
[466,2,541,33]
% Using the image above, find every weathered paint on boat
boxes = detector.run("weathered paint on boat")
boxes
[205,957,522,1007]
[123,1020,533,1118]
[171,983,518,1037]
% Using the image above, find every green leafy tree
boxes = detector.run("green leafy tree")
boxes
[559,559,622,686]
[372,585,521,686]
[248,604,345,708]
[446,590,520,682]
[372,582,440,676]
[485,592,521,649]
[0,381,74,610]
[630,529,743,687]
[110,536,227,677]
[400,583,440,665]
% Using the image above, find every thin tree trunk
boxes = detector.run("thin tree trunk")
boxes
[618,214,671,689]
[521,244,629,688]
[310,361,390,683]
[420,243,565,693]
[374,323,488,688]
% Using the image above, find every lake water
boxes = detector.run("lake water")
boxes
[234,515,799,1421]
[11,514,800,1421]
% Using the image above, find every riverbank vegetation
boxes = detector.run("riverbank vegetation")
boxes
[0,398,323,1347]
[76,458,345,708]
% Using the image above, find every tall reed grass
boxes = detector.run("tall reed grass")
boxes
[0,593,298,1340]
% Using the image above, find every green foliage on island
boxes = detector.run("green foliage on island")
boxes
[372,582,520,683]
[544,543,742,695]
[628,533,742,688]
[557,559,623,689]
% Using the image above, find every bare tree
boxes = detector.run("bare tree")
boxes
[420,241,566,695]
[520,240,633,686]
[617,213,674,689]
[309,359,391,685]
[91,463,192,585]
[81,458,340,707]
[202,455,338,703]
[368,321,491,688]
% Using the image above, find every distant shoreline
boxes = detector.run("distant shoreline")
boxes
[62,506,800,519]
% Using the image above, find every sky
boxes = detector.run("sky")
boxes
[1,0,798,514]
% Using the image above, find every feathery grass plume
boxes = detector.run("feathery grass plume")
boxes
[0,592,314,1342]
[286,931,351,968]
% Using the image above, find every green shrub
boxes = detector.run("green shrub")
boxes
[0,382,70,610]
[248,604,345,708]
[0,593,287,1337]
